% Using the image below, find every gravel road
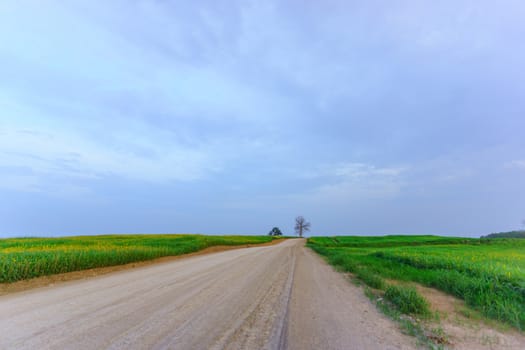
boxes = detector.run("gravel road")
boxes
[0,239,415,349]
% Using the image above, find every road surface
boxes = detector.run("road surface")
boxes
[0,239,415,349]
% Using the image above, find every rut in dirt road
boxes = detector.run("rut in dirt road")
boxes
[0,239,416,349]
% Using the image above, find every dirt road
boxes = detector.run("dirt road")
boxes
[0,239,415,349]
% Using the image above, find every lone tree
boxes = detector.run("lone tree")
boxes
[295,216,311,237]
[268,227,283,236]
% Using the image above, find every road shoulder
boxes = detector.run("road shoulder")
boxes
[286,245,417,350]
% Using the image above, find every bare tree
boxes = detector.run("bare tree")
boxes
[295,216,311,237]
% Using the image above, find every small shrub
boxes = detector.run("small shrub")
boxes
[356,268,386,290]
[384,285,430,316]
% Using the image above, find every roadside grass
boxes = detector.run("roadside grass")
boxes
[309,235,477,248]
[308,236,525,331]
[384,285,431,316]
[364,287,445,350]
[0,234,277,283]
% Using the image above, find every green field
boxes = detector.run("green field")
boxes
[0,234,276,283]
[308,235,525,330]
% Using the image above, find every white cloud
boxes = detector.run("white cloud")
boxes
[505,160,525,170]
[297,162,407,204]
[304,162,406,180]
[0,123,217,186]
[332,163,406,178]
[0,174,41,193]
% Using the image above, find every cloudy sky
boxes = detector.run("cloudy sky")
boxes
[1,1,524,237]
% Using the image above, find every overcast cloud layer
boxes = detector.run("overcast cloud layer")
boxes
[1,1,524,237]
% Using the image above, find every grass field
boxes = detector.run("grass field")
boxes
[308,235,525,331]
[0,234,277,283]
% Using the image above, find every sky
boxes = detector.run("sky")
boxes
[1,1,524,237]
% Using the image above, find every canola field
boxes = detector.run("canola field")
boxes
[0,234,275,284]
[308,235,525,330]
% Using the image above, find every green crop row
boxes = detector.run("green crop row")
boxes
[308,236,525,330]
[0,234,276,283]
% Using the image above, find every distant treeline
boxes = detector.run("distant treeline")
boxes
[481,231,525,239]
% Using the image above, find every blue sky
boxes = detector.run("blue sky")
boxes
[1,1,524,237]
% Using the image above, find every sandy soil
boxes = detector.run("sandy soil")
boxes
[382,278,525,349]
[0,239,415,349]
[415,284,525,350]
